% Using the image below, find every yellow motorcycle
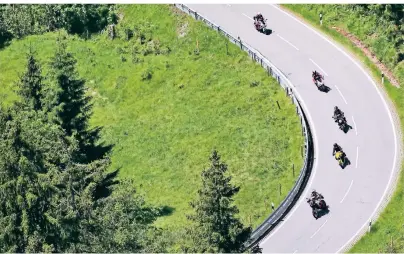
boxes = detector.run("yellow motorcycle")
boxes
[335,150,346,167]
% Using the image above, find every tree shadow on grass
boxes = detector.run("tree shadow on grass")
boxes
[158,205,176,217]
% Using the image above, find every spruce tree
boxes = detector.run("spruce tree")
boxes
[0,108,70,252]
[46,37,111,163]
[0,107,159,252]
[16,47,44,111]
[184,150,252,253]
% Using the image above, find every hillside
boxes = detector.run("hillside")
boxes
[0,4,304,232]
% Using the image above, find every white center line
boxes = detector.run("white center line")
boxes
[310,219,328,238]
[334,85,348,104]
[356,146,359,168]
[340,180,354,203]
[293,250,298,254]
[352,116,358,135]
[276,34,300,51]
[309,58,329,76]
[226,4,231,6]
[242,13,253,21]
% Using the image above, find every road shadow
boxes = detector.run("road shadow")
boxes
[314,207,330,220]
[341,123,353,134]
[263,28,273,35]
[340,157,351,169]
[318,84,331,93]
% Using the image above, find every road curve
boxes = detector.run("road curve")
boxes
[187,4,400,253]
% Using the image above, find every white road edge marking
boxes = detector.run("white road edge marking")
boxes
[340,180,354,203]
[356,146,359,168]
[269,5,399,253]
[276,34,300,51]
[334,85,348,104]
[352,116,358,135]
[309,58,329,76]
[242,13,253,21]
[310,219,328,239]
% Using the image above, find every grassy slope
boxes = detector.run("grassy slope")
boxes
[282,5,404,252]
[0,5,304,231]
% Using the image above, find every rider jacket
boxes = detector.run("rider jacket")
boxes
[313,72,322,81]
[333,108,344,120]
[254,14,264,22]
[333,144,342,155]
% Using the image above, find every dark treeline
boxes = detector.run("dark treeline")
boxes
[0,5,254,253]
[0,4,118,47]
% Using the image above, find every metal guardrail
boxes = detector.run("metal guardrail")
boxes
[174,4,314,250]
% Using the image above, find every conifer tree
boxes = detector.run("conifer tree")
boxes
[17,47,44,111]
[0,107,160,252]
[46,37,111,163]
[184,150,252,253]
[0,108,70,252]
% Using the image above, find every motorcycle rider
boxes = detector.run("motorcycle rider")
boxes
[312,70,322,83]
[254,12,265,23]
[311,190,323,200]
[332,143,342,156]
[333,106,345,122]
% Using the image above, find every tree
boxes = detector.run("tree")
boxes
[184,150,252,253]
[0,108,71,252]
[46,37,111,163]
[16,47,44,111]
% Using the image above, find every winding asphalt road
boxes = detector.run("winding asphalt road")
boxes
[187,4,400,253]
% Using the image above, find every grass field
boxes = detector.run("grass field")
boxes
[283,5,404,252]
[0,5,304,231]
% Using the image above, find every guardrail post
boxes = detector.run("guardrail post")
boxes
[194,11,198,20]
[237,36,242,49]
[319,13,323,26]
[271,202,275,211]
[368,220,372,232]
[382,73,384,84]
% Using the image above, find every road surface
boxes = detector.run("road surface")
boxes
[186,4,399,253]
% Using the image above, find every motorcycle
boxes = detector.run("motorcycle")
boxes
[254,19,268,33]
[334,150,346,167]
[312,74,325,90]
[307,190,328,219]
[332,114,347,131]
